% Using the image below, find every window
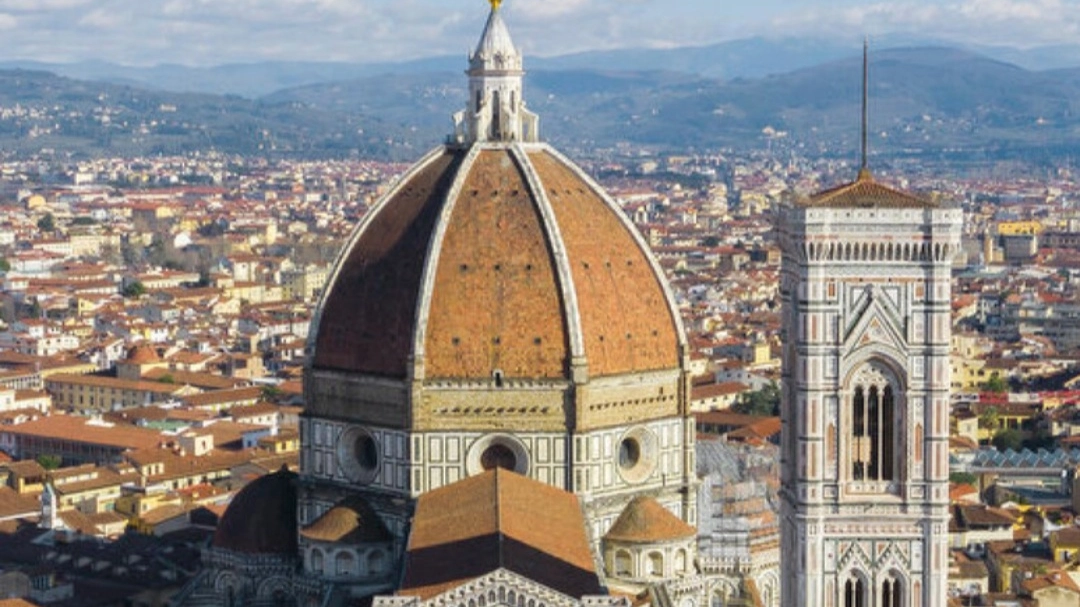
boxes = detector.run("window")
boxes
[647,552,664,577]
[368,550,385,574]
[850,364,897,483]
[614,550,632,577]
[844,578,866,607]
[481,444,516,471]
[335,552,355,577]
[881,577,902,607]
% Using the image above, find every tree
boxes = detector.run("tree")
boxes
[122,281,146,299]
[157,374,176,384]
[949,471,978,486]
[0,257,9,272]
[36,454,62,470]
[983,372,1008,394]
[260,385,284,402]
[978,406,1000,431]
[37,213,55,232]
[733,381,781,417]
[992,428,1023,451]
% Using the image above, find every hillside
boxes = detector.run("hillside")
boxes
[0,47,1078,162]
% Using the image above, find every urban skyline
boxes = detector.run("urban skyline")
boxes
[0,2,1079,607]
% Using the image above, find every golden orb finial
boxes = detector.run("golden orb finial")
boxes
[490,0,502,10]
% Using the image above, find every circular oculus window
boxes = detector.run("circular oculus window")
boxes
[616,427,658,484]
[466,434,530,477]
[336,427,381,484]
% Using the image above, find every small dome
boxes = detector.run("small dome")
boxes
[125,344,161,365]
[604,496,696,543]
[213,467,298,555]
[300,495,391,544]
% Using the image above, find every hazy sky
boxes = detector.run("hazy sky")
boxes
[3,0,1079,66]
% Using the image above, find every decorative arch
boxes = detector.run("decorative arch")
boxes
[842,569,870,607]
[646,551,664,577]
[335,550,356,577]
[675,548,688,573]
[880,569,907,607]
[710,579,738,607]
[214,571,242,596]
[756,570,780,607]
[256,577,294,601]
[368,549,386,575]
[844,360,904,484]
[614,549,633,577]
[309,547,325,574]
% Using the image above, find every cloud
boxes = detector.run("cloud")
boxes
[0,0,1079,67]
[78,7,128,29]
[768,0,1080,47]
[514,0,591,20]
[0,0,90,11]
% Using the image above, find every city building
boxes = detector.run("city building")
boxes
[184,3,703,606]
[776,129,963,605]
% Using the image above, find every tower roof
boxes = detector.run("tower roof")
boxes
[470,2,521,73]
[801,171,938,209]
[798,40,939,211]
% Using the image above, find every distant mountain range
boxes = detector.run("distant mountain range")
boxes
[6,36,1080,98]
[0,42,1079,163]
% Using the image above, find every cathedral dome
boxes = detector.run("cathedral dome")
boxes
[213,467,298,555]
[305,0,688,446]
[310,146,682,383]
[309,1,683,389]
[125,344,160,365]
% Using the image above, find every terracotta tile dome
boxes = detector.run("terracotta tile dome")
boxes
[213,467,298,555]
[310,145,683,382]
[125,344,161,365]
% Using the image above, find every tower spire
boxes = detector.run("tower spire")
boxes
[859,37,871,180]
[451,0,540,144]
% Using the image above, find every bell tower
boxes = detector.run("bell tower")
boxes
[776,43,963,607]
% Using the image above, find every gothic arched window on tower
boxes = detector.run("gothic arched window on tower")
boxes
[881,577,902,607]
[849,364,898,485]
[844,577,866,607]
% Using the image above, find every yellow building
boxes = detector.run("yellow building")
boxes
[24,194,47,210]
[51,464,138,514]
[44,373,195,412]
[997,220,1043,236]
[1049,527,1080,563]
